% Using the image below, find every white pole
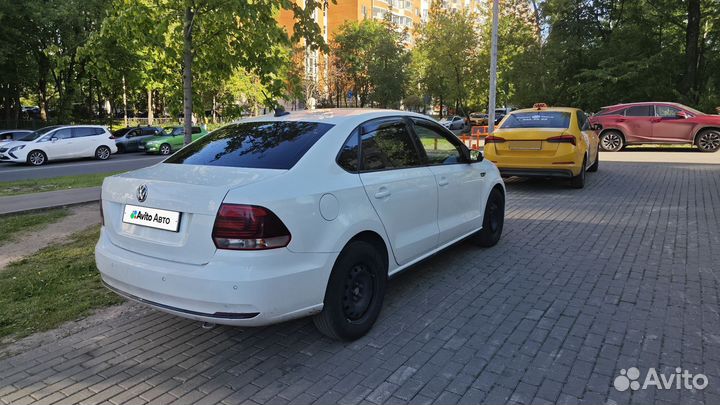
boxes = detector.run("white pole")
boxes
[488,0,499,134]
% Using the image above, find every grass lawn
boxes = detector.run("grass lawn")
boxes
[0,208,69,246]
[0,171,122,197]
[0,225,122,340]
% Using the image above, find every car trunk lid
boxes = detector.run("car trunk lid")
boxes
[101,163,285,265]
[488,128,567,156]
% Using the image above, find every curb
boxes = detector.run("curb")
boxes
[0,187,101,216]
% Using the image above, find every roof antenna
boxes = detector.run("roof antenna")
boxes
[261,90,289,117]
[274,105,290,117]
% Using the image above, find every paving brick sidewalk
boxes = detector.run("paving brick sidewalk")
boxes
[1,161,719,405]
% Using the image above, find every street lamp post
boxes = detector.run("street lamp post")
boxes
[487,0,499,133]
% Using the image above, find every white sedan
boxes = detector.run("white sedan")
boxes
[95,109,505,340]
[0,125,117,165]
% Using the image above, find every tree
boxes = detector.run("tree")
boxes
[512,0,720,112]
[331,17,409,108]
[103,0,326,145]
[414,3,482,117]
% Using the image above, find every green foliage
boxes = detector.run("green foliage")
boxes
[0,172,123,197]
[333,19,410,108]
[0,226,123,340]
[0,209,69,246]
[511,0,720,112]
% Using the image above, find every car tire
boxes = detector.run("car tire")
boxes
[95,146,111,160]
[313,240,386,341]
[599,130,624,152]
[159,143,172,155]
[587,149,599,172]
[26,150,47,166]
[695,129,720,152]
[570,156,587,189]
[473,188,505,247]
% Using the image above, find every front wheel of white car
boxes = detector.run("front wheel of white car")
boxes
[26,150,47,166]
[313,240,386,341]
[473,188,504,247]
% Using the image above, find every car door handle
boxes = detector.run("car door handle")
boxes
[374,188,391,199]
[651,118,661,123]
[616,118,626,122]
[438,177,449,186]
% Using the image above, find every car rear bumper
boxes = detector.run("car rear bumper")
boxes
[499,168,574,178]
[95,228,335,326]
[486,146,583,177]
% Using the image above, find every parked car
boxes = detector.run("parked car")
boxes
[95,109,505,340]
[140,126,208,155]
[493,108,512,125]
[469,113,489,126]
[0,125,117,166]
[440,115,466,130]
[114,126,165,153]
[0,129,33,144]
[589,102,720,152]
[484,104,599,188]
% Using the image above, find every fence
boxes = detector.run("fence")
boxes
[459,126,490,150]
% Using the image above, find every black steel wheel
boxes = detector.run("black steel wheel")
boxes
[313,240,386,341]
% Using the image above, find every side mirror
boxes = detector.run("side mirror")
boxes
[50,136,58,142]
[676,111,688,119]
[470,149,483,162]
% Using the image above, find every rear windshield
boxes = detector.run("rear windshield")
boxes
[501,112,571,129]
[165,121,334,169]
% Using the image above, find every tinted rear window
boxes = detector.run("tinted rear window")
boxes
[165,121,334,169]
[73,127,103,137]
[625,105,654,116]
[501,112,571,129]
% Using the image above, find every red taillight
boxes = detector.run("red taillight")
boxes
[212,204,291,250]
[484,135,506,143]
[546,135,576,145]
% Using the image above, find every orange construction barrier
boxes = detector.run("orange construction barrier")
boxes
[459,126,489,150]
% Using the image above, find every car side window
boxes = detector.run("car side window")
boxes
[656,105,681,118]
[337,129,360,172]
[625,106,654,117]
[412,120,464,165]
[576,111,590,130]
[53,128,72,140]
[360,120,422,171]
[72,127,96,138]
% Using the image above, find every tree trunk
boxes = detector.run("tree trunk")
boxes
[122,75,128,127]
[439,95,443,119]
[147,88,154,126]
[36,52,50,122]
[682,0,701,102]
[212,95,217,124]
[183,6,195,146]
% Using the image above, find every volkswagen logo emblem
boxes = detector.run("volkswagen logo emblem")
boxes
[136,184,148,202]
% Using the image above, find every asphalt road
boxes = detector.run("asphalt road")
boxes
[0,152,166,182]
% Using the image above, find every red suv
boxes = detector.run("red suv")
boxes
[589,102,720,152]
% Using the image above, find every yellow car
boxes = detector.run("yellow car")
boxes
[484,104,600,188]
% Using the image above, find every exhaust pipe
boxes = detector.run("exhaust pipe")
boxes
[201,321,216,330]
